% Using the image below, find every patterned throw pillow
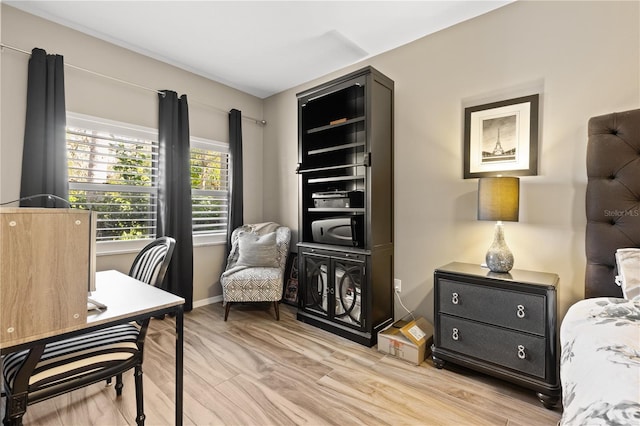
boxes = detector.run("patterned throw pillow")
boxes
[615,248,640,300]
[236,231,279,268]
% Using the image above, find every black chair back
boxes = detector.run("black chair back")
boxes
[128,237,176,287]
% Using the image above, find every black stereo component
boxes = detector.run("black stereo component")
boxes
[311,216,364,247]
[312,191,364,208]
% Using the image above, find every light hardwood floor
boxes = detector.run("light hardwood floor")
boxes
[5,303,562,425]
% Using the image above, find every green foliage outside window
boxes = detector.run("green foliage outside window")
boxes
[68,130,157,241]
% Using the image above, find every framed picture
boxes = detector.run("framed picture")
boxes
[463,94,539,179]
[282,252,298,306]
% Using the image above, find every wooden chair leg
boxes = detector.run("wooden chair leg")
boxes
[134,366,145,426]
[273,301,280,321]
[224,302,232,321]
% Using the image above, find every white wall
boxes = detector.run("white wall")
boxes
[0,5,265,305]
[263,1,640,321]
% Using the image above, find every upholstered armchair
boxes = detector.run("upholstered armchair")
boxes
[221,222,291,321]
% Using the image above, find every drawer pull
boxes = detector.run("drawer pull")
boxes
[516,304,526,319]
[517,345,526,359]
[452,327,459,341]
[452,292,459,305]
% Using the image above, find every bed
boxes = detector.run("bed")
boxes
[559,108,640,425]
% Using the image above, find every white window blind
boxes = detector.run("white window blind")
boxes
[191,137,229,237]
[67,114,159,242]
[66,113,229,245]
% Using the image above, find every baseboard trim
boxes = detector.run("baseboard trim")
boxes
[193,295,223,309]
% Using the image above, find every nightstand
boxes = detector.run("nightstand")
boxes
[431,262,560,408]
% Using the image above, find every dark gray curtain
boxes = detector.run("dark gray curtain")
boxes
[158,90,193,311]
[20,48,68,207]
[226,109,244,255]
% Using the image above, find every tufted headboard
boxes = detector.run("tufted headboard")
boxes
[585,108,640,298]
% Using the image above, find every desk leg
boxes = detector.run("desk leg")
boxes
[175,307,184,426]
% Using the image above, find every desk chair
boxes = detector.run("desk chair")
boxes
[2,236,175,426]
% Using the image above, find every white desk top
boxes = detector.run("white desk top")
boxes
[2,270,185,350]
[88,270,185,324]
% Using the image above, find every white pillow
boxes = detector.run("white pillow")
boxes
[236,232,279,268]
[615,248,640,300]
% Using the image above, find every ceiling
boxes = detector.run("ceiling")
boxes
[6,1,512,99]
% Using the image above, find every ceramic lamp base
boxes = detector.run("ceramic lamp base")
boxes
[485,222,514,273]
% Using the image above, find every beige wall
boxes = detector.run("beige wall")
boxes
[0,5,265,305]
[263,1,640,321]
[2,2,639,319]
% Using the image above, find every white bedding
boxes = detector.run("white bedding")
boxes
[560,298,640,425]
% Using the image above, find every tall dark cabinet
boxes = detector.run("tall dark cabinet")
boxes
[296,66,394,347]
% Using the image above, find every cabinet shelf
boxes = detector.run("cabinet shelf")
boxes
[308,208,365,214]
[299,162,366,174]
[307,142,365,156]
[306,116,365,134]
[307,175,365,184]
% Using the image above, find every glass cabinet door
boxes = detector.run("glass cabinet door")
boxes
[332,258,364,328]
[301,253,329,317]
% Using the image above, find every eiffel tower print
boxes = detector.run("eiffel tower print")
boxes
[492,128,505,155]
[482,121,516,164]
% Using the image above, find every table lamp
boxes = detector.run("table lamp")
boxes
[478,177,520,273]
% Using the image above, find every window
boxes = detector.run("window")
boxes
[190,137,229,241]
[67,114,159,243]
[66,113,229,251]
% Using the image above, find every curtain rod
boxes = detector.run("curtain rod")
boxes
[0,43,267,126]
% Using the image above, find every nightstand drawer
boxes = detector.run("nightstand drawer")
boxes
[439,314,546,379]
[438,278,545,336]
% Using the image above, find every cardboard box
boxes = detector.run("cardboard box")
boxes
[377,317,434,365]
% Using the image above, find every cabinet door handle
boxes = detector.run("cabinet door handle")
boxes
[516,304,526,319]
[452,292,459,305]
[452,327,459,341]
[517,345,526,359]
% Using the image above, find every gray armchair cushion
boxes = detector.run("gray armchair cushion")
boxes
[236,231,279,268]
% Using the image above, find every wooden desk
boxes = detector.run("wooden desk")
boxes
[1,270,185,425]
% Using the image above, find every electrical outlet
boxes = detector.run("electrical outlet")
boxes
[394,278,402,293]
